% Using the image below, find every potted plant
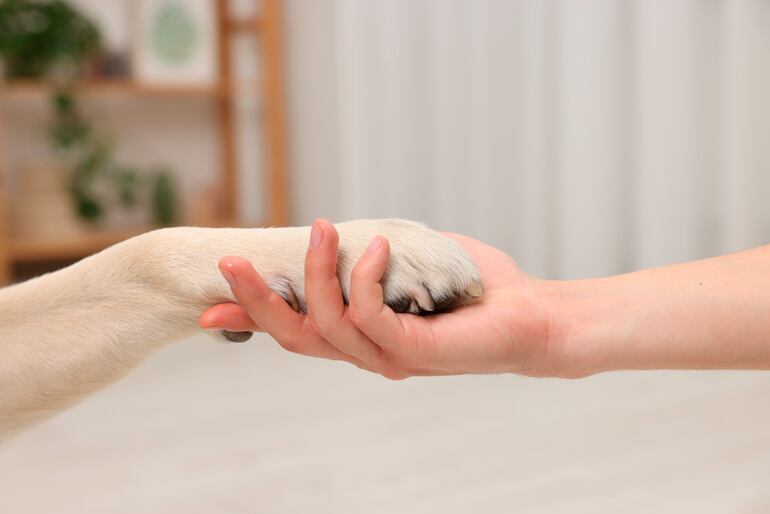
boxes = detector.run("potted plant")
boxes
[0,0,177,229]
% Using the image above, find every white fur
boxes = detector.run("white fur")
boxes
[0,219,481,439]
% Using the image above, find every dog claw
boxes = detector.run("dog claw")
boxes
[413,286,435,312]
[465,281,484,298]
[285,285,301,312]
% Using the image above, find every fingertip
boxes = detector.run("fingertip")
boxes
[378,235,390,255]
[306,220,340,279]
[199,302,264,332]
[309,218,339,250]
[350,236,391,305]
[315,218,333,230]
[219,255,253,275]
[324,219,340,245]
[219,256,272,297]
[362,236,390,267]
[198,308,219,329]
[198,302,241,329]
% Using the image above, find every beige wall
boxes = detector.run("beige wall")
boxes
[283,0,342,224]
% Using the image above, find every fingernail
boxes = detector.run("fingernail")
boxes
[365,237,383,256]
[221,265,238,288]
[310,222,324,249]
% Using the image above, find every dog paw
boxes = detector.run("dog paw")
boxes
[246,219,484,316]
[216,220,483,342]
[152,220,483,342]
[330,219,483,314]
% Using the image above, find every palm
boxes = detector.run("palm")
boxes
[392,234,551,375]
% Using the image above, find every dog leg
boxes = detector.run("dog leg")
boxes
[0,220,481,438]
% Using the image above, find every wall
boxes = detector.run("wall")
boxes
[315,0,770,279]
[283,0,343,225]
[6,1,769,280]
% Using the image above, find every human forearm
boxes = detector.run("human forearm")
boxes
[558,245,770,376]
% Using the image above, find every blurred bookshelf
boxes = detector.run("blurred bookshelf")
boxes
[0,0,289,285]
[9,228,147,263]
[0,80,228,98]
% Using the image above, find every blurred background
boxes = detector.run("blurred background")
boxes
[2,1,770,513]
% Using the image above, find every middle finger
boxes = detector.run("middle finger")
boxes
[304,219,388,366]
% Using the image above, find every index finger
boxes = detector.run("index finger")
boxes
[199,302,263,332]
[219,256,307,343]
[218,257,357,361]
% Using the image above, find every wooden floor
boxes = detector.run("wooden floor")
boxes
[2,333,770,513]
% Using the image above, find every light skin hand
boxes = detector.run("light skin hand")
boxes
[199,219,564,379]
[200,220,770,378]
[558,244,770,375]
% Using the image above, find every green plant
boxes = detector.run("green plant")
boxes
[0,0,178,226]
[49,87,179,225]
[0,0,99,79]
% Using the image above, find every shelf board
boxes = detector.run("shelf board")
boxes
[8,228,152,263]
[7,219,259,263]
[0,80,227,98]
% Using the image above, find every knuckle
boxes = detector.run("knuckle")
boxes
[347,305,370,326]
[350,263,369,284]
[265,291,288,309]
[307,307,345,338]
[307,314,333,338]
[305,255,327,276]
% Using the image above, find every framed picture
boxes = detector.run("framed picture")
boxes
[133,0,218,85]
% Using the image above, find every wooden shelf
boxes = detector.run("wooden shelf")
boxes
[7,217,265,263]
[8,228,152,263]
[0,80,228,98]
[0,0,289,284]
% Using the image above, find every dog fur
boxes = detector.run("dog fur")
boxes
[0,219,482,439]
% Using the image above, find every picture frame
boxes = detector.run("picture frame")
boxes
[133,0,218,85]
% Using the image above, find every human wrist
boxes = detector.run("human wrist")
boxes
[495,275,622,379]
[547,275,638,377]
[552,269,712,376]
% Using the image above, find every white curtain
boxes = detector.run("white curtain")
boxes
[324,0,770,279]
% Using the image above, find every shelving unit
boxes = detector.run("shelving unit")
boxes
[0,0,289,285]
[0,80,228,97]
[9,228,147,263]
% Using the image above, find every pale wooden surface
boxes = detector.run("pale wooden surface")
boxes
[2,333,770,514]
[0,80,227,98]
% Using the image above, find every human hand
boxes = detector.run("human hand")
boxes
[199,220,567,378]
